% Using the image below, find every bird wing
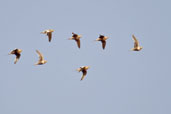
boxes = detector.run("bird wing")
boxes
[14,53,21,64]
[72,33,78,38]
[132,35,139,48]
[99,35,104,38]
[81,70,87,81]
[102,40,106,49]
[9,49,16,54]
[77,67,82,72]
[47,32,52,42]
[76,39,81,48]
[36,50,43,61]
[96,38,101,41]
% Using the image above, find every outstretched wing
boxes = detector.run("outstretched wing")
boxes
[102,40,106,49]
[76,39,81,48]
[47,32,52,42]
[14,53,21,64]
[80,70,87,81]
[36,50,43,61]
[76,67,82,72]
[9,49,16,55]
[132,35,139,48]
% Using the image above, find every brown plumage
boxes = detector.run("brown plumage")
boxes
[35,50,47,65]
[131,35,143,51]
[95,35,109,49]
[77,66,90,81]
[41,29,54,42]
[9,49,22,64]
[69,32,82,48]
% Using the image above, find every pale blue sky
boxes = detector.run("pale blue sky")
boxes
[0,0,171,114]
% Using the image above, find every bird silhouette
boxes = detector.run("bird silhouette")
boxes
[95,34,109,49]
[9,49,22,64]
[77,66,90,81]
[131,35,143,51]
[41,29,54,42]
[35,50,47,65]
[69,32,82,48]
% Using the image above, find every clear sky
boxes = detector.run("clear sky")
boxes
[0,0,171,114]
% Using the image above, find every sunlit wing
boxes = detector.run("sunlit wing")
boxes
[77,68,82,72]
[132,35,139,48]
[96,38,101,41]
[36,50,43,61]
[80,75,85,81]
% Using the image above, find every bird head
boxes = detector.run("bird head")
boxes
[18,49,22,53]
[49,29,54,32]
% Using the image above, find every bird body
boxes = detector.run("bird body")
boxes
[69,32,82,48]
[9,49,22,64]
[77,66,90,81]
[131,35,143,51]
[41,29,54,42]
[96,35,108,49]
[35,50,47,65]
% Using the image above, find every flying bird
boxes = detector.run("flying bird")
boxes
[77,66,90,81]
[9,49,22,64]
[95,34,109,49]
[131,35,143,51]
[41,29,54,42]
[35,50,47,65]
[69,32,82,48]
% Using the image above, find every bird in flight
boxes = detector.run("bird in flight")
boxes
[41,29,54,42]
[95,34,109,49]
[77,66,90,81]
[69,32,82,48]
[131,35,143,51]
[9,49,22,64]
[35,50,47,65]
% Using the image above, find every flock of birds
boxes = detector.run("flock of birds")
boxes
[9,29,143,81]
